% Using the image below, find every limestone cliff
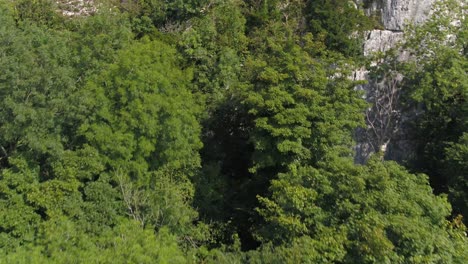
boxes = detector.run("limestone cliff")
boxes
[362,0,435,54]
[364,0,435,31]
[354,0,435,163]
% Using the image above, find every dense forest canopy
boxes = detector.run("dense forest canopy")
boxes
[0,0,466,263]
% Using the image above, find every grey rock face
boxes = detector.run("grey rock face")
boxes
[361,0,435,56]
[362,0,435,31]
[354,0,435,163]
[381,0,435,30]
[363,30,404,56]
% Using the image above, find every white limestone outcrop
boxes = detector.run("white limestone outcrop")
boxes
[363,30,403,56]
[364,0,435,31]
[361,0,435,56]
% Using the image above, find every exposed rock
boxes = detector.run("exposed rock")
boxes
[354,0,435,163]
[363,0,435,31]
[360,0,435,56]
[56,0,96,16]
[363,30,403,56]
[381,0,435,30]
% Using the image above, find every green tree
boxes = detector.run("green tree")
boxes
[0,3,206,259]
[396,0,467,219]
[178,0,254,248]
[208,14,365,248]
[179,0,248,103]
[0,3,83,249]
[244,22,365,174]
[256,157,468,262]
[0,218,188,264]
[306,0,374,56]
[68,7,133,78]
[78,37,203,236]
[444,133,468,219]
[14,0,64,27]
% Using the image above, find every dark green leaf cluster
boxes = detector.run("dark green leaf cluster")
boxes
[381,0,468,225]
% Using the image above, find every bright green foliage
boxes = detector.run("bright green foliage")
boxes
[80,37,202,172]
[79,37,203,232]
[0,219,187,264]
[244,22,365,173]
[69,8,133,77]
[0,158,42,250]
[0,1,139,249]
[0,1,204,259]
[257,157,468,262]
